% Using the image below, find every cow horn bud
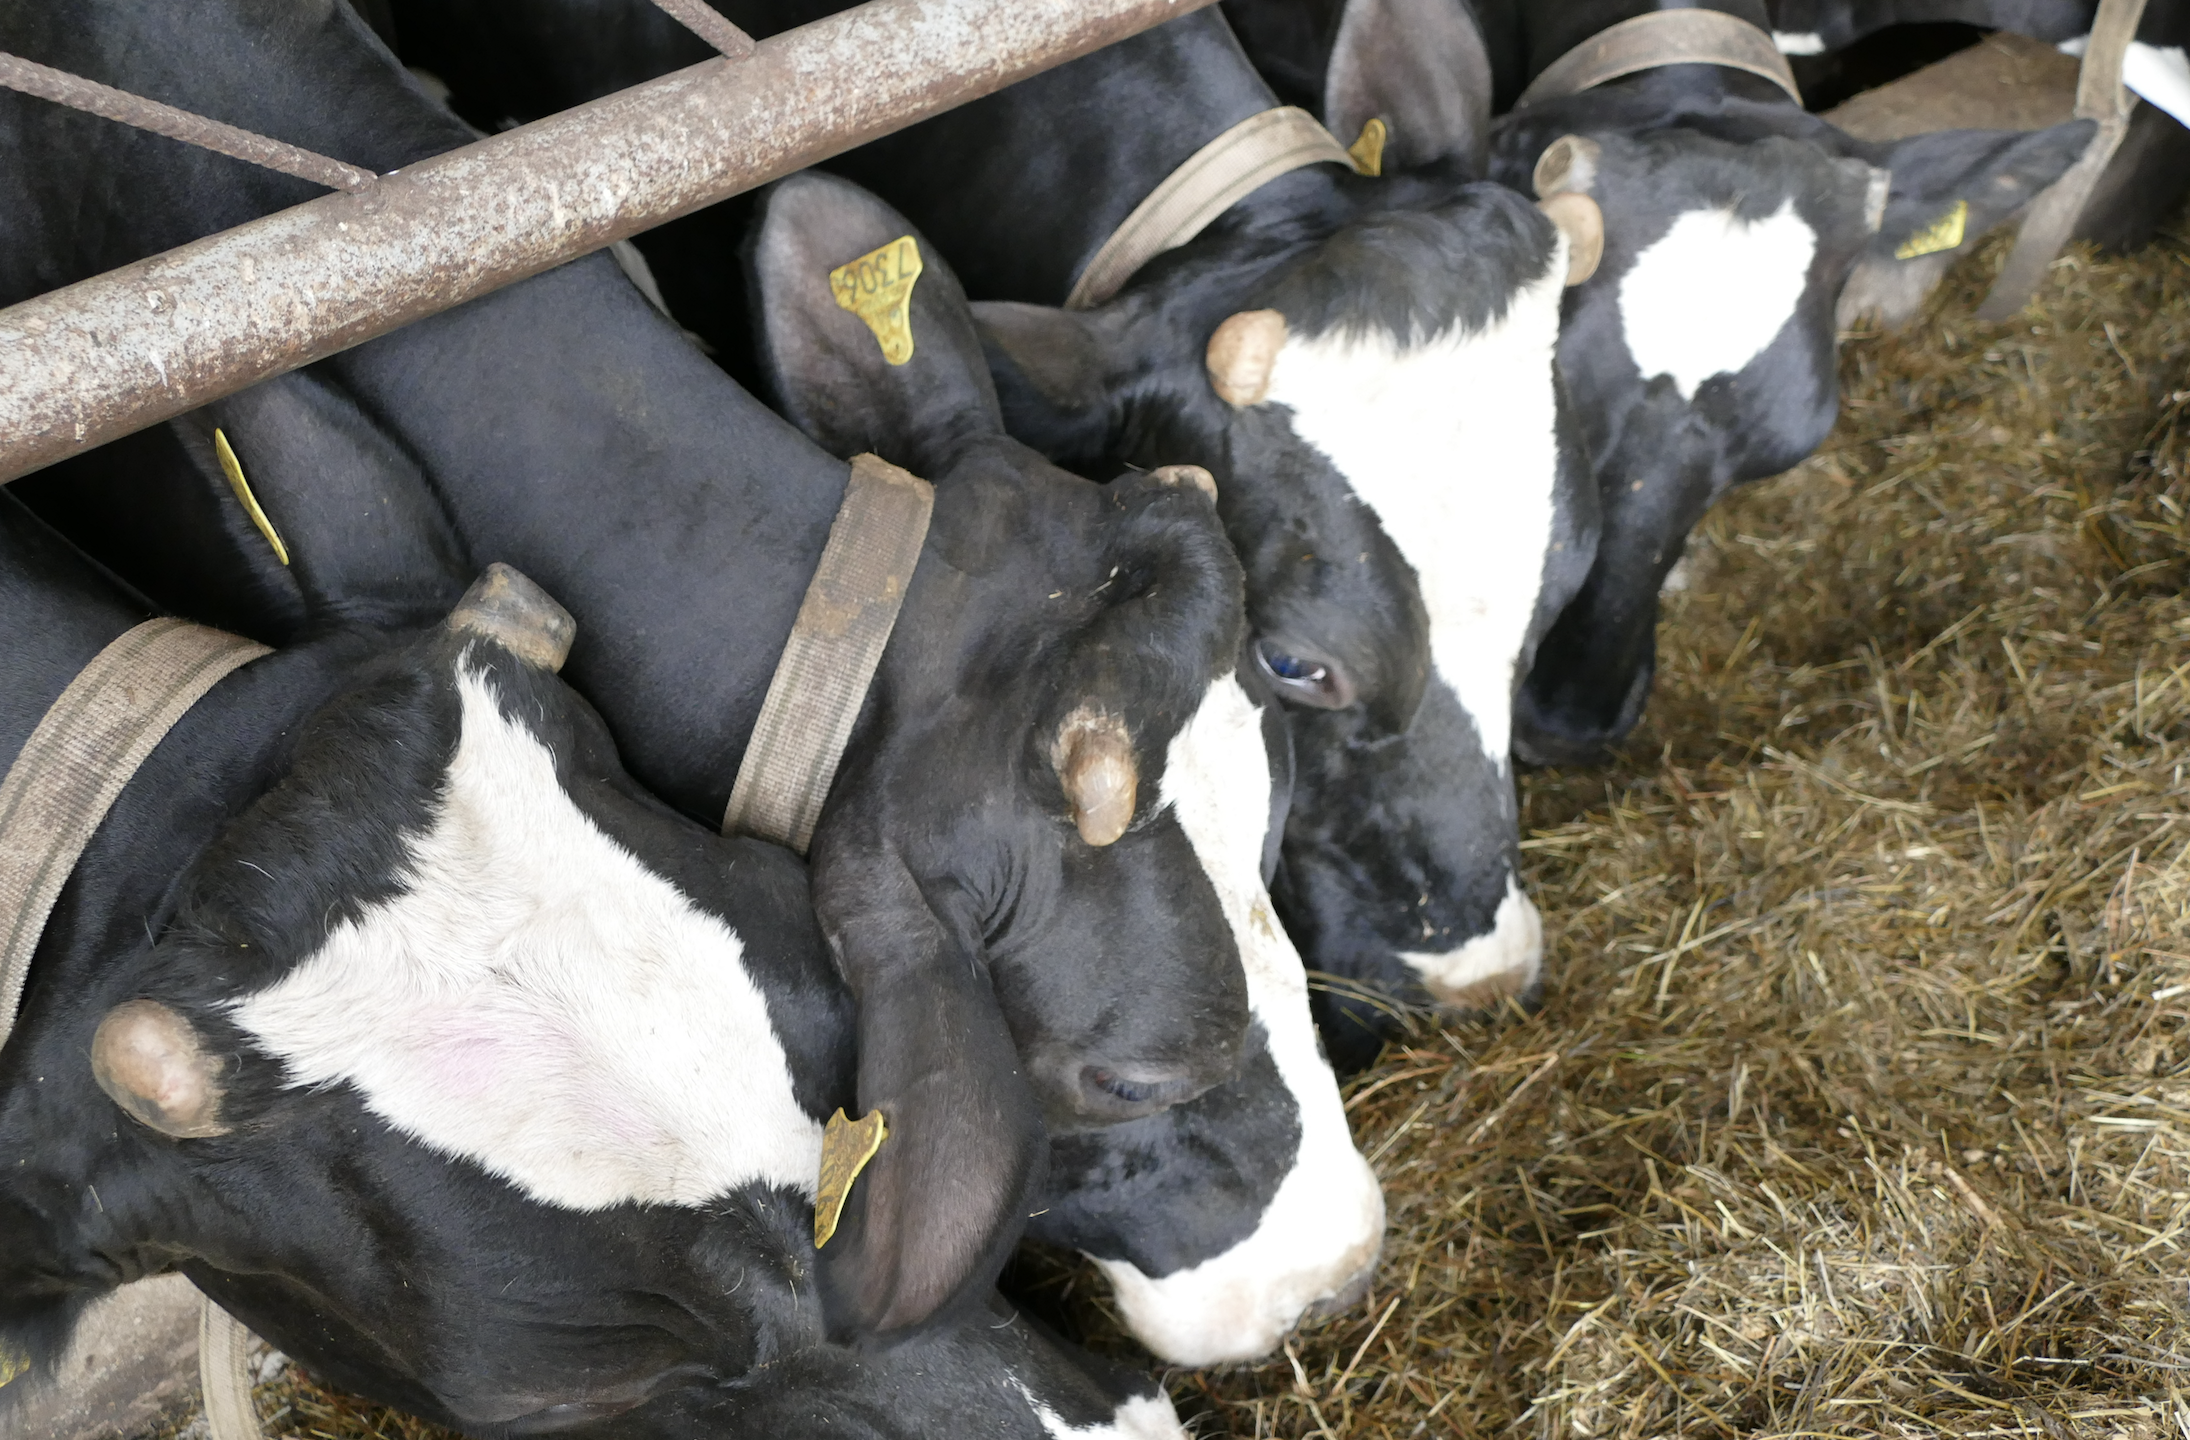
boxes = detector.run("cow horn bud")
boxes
[1532,135,1601,199]
[1150,464,1218,502]
[1052,709,1137,847]
[448,563,577,672]
[92,1000,229,1139]
[1205,310,1287,408]
[1538,192,1604,287]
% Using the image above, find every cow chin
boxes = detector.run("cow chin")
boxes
[1091,1156,1384,1368]
[1399,875,1544,1013]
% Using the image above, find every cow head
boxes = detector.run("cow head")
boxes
[0,523,1189,1437]
[1492,100,2093,763]
[962,0,1602,1062]
[750,173,1322,1334]
[1029,660,1386,1365]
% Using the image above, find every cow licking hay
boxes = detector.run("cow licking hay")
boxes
[131,213,2188,1440]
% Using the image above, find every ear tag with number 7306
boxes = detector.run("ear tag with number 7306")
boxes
[830,235,924,366]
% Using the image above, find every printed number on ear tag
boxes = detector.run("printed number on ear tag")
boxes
[813,1106,889,1249]
[829,236,924,366]
[1894,199,1968,260]
[1348,117,1388,178]
[213,428,291,567]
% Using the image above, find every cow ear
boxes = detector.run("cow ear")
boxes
[1866,119,2097,266]
[811,845,1046,1340]
[749,172,1003,476]
[1837,117,2095,328]
[968,301,1124,461]
[1323,0,1492,175]
[182,368,471,630]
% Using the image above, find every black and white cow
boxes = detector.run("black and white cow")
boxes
[0,0,1383,1362]
[0,457,1185,1438]
[389,0,1605,1069]
[1222,0,2092,762]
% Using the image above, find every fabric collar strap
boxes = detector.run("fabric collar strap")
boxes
[722,453,934,854]
[1064,106,1362,311]
[0,617,268,1049]
[0,617,270,1440]
[1515,10,1802,110]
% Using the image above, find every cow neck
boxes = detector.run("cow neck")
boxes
[1064,106,1364,310]
[821,9,1349,305]
[720,453,933,855]
[1514,6,1801,109]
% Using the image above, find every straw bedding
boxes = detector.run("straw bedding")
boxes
[146,207,2189,1439]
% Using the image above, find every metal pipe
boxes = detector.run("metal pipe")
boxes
[0,0,1214,481]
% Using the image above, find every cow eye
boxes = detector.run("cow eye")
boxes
[1087,1069,1158,1105]
[1254,638,1355,710]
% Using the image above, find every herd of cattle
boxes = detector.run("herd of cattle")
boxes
[0,0,2184,1435]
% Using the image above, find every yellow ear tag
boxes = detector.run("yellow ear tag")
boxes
[212,428,291,567]
[1894,198,1968,260]
[0,1343,27,1389]
[1347,117,1388,177]
[813,1106,889,1249]
[829,236,924,366]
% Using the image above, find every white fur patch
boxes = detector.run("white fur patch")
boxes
[1094,677,1386,1367]
[1772,30,1826,55]
[1619,200,1817,403]
[1399,874,1543,1007]
[2060,37,2190,126]
[1012,1385,1186,1440]
[1262,248,1570,767]
[232,664,823,1210]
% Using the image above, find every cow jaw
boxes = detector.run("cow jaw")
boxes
[1399,873,1543,1011]
[231,663,822,1210]
[1617,200,1818,402]
[1097,675,1386,1367]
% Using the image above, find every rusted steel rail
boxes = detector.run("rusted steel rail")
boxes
[0,0,1214,482]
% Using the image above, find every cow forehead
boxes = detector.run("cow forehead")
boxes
[231,665,822,1210]
[1260,251,1569,768]
[1617,198,1819,403]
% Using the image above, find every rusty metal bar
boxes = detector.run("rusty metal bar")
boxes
[0,0,1215,481]
[0,52,378,193]
[646,0,759,59]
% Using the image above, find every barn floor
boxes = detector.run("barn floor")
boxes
[141,208,2189,1440]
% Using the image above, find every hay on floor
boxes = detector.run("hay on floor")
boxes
[143,210,2190,1439]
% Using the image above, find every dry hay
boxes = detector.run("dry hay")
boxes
[141,211,2190,1439]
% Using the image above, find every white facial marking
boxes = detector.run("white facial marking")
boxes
[1619,200,1817,403]
[1094,677,1385,1367]
[2060,35,2190,124]
[1011,1384,1187,1440]
[1659,551,1697,595]
[1262,247,1570,769]
[1772,30,1826,55]
[1399,874,1543,1009]
[232,665,823,1210]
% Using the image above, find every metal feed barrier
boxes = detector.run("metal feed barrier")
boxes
[0,0,1219,483]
